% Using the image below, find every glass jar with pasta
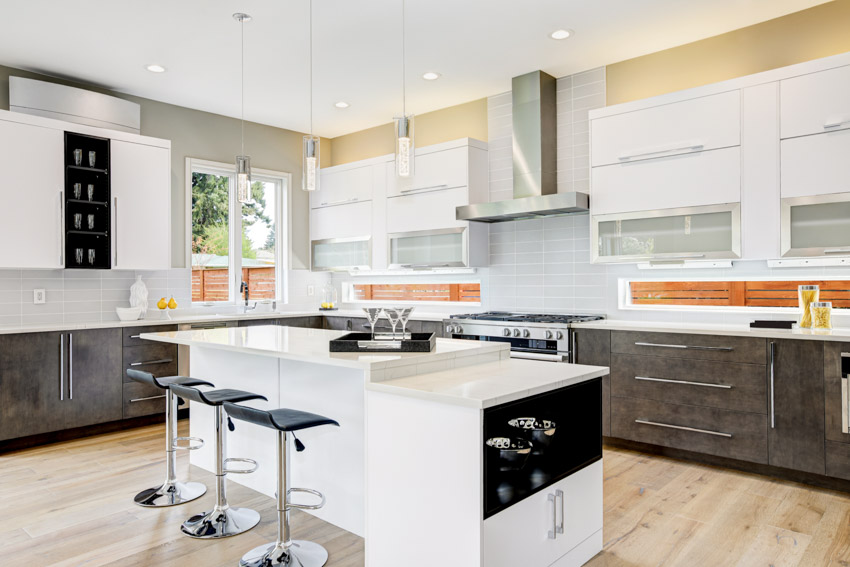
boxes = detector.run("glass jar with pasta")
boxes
[798,285,819,328]
[810,301,833,330]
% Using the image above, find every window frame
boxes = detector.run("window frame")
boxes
[185,157,291,305]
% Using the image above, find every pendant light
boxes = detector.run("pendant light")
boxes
[234,12,252,203]
[395,0,414,178]
[302,0,320,192]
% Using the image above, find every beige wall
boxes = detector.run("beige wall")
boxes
[607,0,850,105]
[0,65,322,270]
[329,97,488,166]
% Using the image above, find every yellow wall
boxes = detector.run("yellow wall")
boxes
[607,0,850,105]
[329,98,488,166]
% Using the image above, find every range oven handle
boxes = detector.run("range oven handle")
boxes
[510,351,567,363]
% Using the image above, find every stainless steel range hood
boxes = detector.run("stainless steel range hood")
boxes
[456,70,589,223]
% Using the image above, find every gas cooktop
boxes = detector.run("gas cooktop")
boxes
[449,312,604,324]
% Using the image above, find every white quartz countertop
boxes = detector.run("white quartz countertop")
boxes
[140,325,507,371]
[574,319,850,342]
[367,359,610,409]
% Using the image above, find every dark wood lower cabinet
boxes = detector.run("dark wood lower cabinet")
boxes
[768,339,825,475]
[824,341,850,444]
[65,328,123,429]
[573,329,611,437]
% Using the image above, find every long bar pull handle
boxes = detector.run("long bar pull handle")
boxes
[129,358,173,367]
[634,342,733,352]
[618,142,704,161]
[319,197,358,206]
[130,335,142,339]
[113,197,118,267]
[556,489,564,535]
[547,493,557,539]
[769,341,776,429]
[635,375,732,389]
[635,419,733,438]
[59,190,64,266]
[399,183,448,194]
[570,330,577,364]
[69,333,73,400]
[130,394,168,403]
[842,375,849,435]
[59,334,64,401]
[824,118,850,129]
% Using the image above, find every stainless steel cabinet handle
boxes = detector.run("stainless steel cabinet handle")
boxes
[769,341,776,429]
[400,183,448,194]
[555,489,564,535]
[570,331,577,364]
[130,394,167,403]
[319,197,358,206]
[59,190,64,266]
[634,342,733,352]
[619,142,705,161]
[842,375,849,435]
[824,118,850,129]
[129,358,174,367]
[59,334,64,401]
[635,375,732,389]
[635,419,733,438]
[113,197,118,267]
[68,333,73,400]
[401,263,452,269]
[510,352,567,363]
[130,335,142,339]
[548,493,557,539]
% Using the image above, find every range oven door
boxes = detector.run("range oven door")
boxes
[449,329,572,362]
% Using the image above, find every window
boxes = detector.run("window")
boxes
[342,282,481,304]
[187,158,289,303]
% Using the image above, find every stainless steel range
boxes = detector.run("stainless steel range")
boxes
[443,312,604,363]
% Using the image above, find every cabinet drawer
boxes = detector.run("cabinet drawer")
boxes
[611,354,766,414]
[611,331,765,364]
[122,325,178,347]
[123,343,178,382]
[311,164,373,209]
[591,146,740,215]
[386,146,469,197]
[781,64,850,139]
[386,186,468,233]
[123,381,167,419]
[482,461,602,567]
[611,396,768,464]
[780,130,850,198]
[591,90,740,167]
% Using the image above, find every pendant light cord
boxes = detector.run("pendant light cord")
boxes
[402,0,406,117]
[241,16,245,156]
[309,0,313,136]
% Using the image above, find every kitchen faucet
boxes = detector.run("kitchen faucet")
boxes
[240,281,256,312]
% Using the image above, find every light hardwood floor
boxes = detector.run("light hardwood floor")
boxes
[2,423,850,566]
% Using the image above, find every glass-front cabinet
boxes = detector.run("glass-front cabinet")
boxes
[387,227,468,269]
[781,193,850,257]
[310,237,371,272]
[592,203,741,263]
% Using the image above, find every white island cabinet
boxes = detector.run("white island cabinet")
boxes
[142,326,607,567]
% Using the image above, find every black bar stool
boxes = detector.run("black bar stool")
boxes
[126,369,213,507]
[223,402,339,567]
[169,383,268,539]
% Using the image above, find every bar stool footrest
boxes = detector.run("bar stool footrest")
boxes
[223,457,259,474]
[287,487,325,510]
[173,436,205,451]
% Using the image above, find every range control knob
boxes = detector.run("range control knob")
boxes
[503,328,511,337]
[556,331,564,340]
[455,325,463,334]
[445,325,454,334]
[545,330,553,340]
[522,329,530,338]
[512,328,521,337]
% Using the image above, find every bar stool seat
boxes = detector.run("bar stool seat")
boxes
[126,369,213,508]
[170,384,268,539]
[224,402,339,567]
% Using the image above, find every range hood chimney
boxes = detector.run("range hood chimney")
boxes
[456,70,589,223]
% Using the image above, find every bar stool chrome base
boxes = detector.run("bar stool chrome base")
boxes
[181,505,261,539]
[240,540,329,567]
[134,480,207,507]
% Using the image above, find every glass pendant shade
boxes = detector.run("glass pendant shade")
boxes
[302,135,320,192]
[395,114,414,178]
[236,155,252,203]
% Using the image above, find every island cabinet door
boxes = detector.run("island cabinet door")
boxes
[482,461,602,567]
[65,328,123,429]
[768,339,825,474]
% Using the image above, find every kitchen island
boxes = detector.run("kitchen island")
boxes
[142,325,609,567]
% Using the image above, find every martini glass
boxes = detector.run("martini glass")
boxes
[384,309,401,341]
[394,307,414,340]
[363,308,383,340]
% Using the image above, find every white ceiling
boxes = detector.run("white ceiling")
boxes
[0,0,831,138]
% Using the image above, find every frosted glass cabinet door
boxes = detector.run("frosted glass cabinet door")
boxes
[781,193,850,257]
[311,237,371,271]
[592,204,741,263]
[388,228,467,269]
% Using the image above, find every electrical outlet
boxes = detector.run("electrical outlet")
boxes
[307,285,315,296]
[33,289,46,304]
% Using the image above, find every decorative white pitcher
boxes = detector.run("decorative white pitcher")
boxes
[129,276,149,317]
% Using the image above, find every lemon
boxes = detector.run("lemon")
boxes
[168,297,177,309]
[157,297,167,310]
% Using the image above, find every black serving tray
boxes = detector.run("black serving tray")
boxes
[329,332,436,352]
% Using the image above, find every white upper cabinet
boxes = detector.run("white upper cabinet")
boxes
[781,128,850,198]
[780,64,850,139]
[310,163,373,209]
[0,117,64,269]
[385,143,472,197]
[110,139,171,270]
[591,90,740,167]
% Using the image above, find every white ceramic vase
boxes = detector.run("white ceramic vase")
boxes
[129,276,149,318]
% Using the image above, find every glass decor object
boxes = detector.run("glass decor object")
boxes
[88,151,96,168]
[87,214,95,230]
[87,184,94,201]
[811,301,833,330]
[235,155,251,203]
[394,307,413,340]
[73,183,82,199]
[798,285,819,328]
[363,308,383,339]
[75,248,84,265]
[302,135,320,192]
[87,249,96,265]
[395,114,415,178]
[73,148,82,166]
[321,282,338,309]
[73,213,82,230]
[384,308,401,340]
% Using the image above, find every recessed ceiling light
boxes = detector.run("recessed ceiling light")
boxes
[334,101,350,109]
[422,72,441,81]
[550,29,573,40]
[146,64,166,73]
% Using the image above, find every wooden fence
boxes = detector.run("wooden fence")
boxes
[192,267,276,302]
[352,283,481,303]
[630,280,850,308]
